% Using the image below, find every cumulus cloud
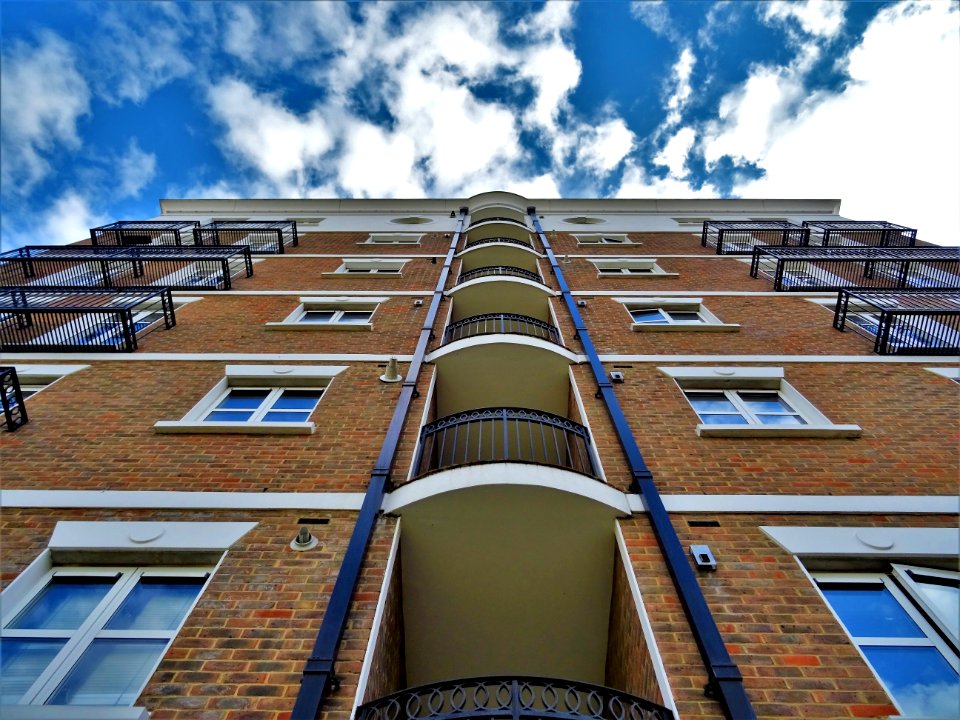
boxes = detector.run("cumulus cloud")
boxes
[338,123,423,198]
[115,139,157,198]
[664,46,696,127]
[1,191,109,251]
[616,162,721,199]
[630,1,681,43]
[0,32,91,195]
[575,119,636,175]
[653,127,697,177]
[762,1,846,39]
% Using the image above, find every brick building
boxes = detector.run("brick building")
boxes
[1,191,958,720]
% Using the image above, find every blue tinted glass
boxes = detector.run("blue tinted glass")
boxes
[300,311,335,322]
[0,638,66,704]
[7,577,116,630]
[739,393,794,413]
[688,394,738,413]
[104,578,205,631]
[47,638,166,706]
[631,310,667,323]
[700,414,749,425]
[822,585,925,637]
[204,410,253,422]
[758,415,806,426]
[667,312,703,322]
[339,311,371,323]
[263,411,311,422]
[271,391,321,410]
[862,646,960,718]
[216,390,269,410]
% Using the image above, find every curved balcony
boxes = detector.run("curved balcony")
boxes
[413,407,598,480]
[357,676,673,720]
[443,313,561,346]
[464,236,533,251]
[468,215,529,229]
[458,266,543,286]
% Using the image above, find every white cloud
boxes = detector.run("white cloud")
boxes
[115,139,157,198]
[705,0,959,243]
[0,32,90,194]
[664,47,696,127]
[653,127,697,177]
[1,191,109,252]
[338,123,423,198]
[576,119,636,174]
[630,1,680,43]
[762,1,846,39]
[616,163,721,199]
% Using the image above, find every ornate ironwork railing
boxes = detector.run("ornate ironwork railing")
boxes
[802,220,917,248]
[833,289,960,355]
[443,313,561,346]
[464,237,533,251]
[701,221,809,255]
[91,220,200,246]
[194,220,298,254]
[458,266,543,285]
[1,366,28,432]
[413,407,598,479]
[468,216,529,228]
[357,677,673,720]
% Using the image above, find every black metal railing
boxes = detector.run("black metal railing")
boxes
[194,220,298,254]
[701,221,809,255]
[357,677,673,720]
[1,366,28,432]
[0,245,253,290]
[413,407,598,479]
[464,236,534,251]
[468,216,529,228]
[444,313,562,346]
[0,287,175,352]
[458,266,543,285]
[803,220,917,248]
[90,221,200,246]
[833,290,960,355]
[750,246,960,292]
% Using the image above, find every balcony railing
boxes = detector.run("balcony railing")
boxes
[701,221,809,255]
[0,287,175,352]
[464,236,533,251]
[443,313,562,346]
[457,266,543,285]
[834,290,960,355]
[194,220,298,254]
[0,245,254,290]
[90,220,200,246]
[468,216,529,228]
[1,366,28,432]
[413,407,598,479]
[749,246,960,292]
[802,220,917,248]
[357,676,673,720]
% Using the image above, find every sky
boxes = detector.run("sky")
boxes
[1,0,958,251]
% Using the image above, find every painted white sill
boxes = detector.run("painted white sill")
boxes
[322,272,403,278]
[154,421,316,435]
[358,241,420,246]
[632,323,740,333]
[597,273,679,279]
[265,322,373,332]
[577,241,637,246]
[696,423,862,439]
[1,706,148,720]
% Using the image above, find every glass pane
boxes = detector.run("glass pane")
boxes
[626,267,652,273]
[862,646,960,718]
[204,410,254,422]
[758,414,806,426]
[821,585,925,638]
[215,389,269,410]
[687,393,739,413]
[910,574,959,640]
[263,411,311,423]
[700,414,749,425]
[300,311,335,323]
[104,577,205,631]
[667,311,703,323]
[0,638,67,704]
[738,393,795,413]
[339,311,372,324]
[7,577,116,630]
[47,638,166,706]
[271,390,322,410]
[631,310,667,324]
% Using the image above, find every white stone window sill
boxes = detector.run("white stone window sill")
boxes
[154,421,316,435]
[696,423,862,439]
[597,273,679,279]
[322,272,402,278]
[265,322,373,332]
[632,323,740,333]
[1,707,148,720]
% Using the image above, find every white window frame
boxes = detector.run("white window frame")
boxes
[5,365,88,406]
[154,364,346,435]
[659,366,861,438]
[575,234,633,246]
[591,258,677,278]
[617,297,739,333]
[891,564,960,648]
[326,259,409,277]
[265,296,384,332]
[925,367,960,383]
[361,234,422,245]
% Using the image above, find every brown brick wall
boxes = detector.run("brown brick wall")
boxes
[361,547,406,703]
[291,232,454,256]
[236,256,443,292]
[620,512,957,720]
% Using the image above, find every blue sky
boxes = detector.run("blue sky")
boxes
[1,0,958,250]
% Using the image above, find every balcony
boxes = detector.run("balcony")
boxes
[443,313,561,346]
[701,221,809,255]
[749,246,960,292]
[834,290,960,355]
[458,266,543,285]
[802,220,917,248]
[464,236,533,251]
[413,407,598,480]
[468,215,529,229]
[90,220,200,246]
[0,287,175,352]
[357,677,673,720]
[0,245,254,290]
[1,366,28,432]
[195,220,298,254]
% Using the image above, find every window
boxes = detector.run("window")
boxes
[621,297,738,332]
[576,234,632,245]
[813,567,959,718]
[1,566,210,708]
[926,367,960,384]
[591,258,675,277]
[266,296,383,331]
[154,364,345,435]
[327,259,408,276]
[362,234,422,245]
[4,366,88,408]
[659,366,861,437]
